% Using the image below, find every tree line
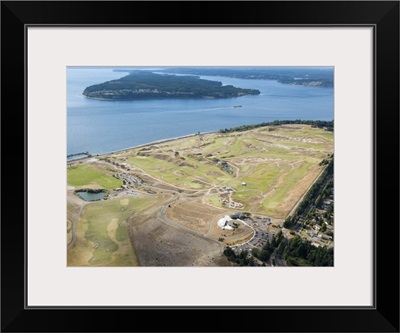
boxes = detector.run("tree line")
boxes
[252,230,333,266]
[223,247,256,266]
[219,120,333,134]
[224,230,333,267]
[284,155,333,229]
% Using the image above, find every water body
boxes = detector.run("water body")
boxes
[67,67,333,156]
[75,190,107,201]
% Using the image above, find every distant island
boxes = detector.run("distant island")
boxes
[153,67,334,88]
[82,71,260,100]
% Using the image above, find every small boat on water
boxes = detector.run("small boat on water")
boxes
[233,105,242,108]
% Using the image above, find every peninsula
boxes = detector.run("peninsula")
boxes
[82,71,260,100]
[155,67,334,88]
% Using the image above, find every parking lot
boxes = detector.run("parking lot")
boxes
[232,215,278,255]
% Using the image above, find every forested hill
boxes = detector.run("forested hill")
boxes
[82,71,260,100]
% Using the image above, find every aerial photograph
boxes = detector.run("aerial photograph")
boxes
[67,66,334,267]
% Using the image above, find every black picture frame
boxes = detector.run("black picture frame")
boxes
[1,1,399,332]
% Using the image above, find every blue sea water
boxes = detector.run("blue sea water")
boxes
[67,67,333,156]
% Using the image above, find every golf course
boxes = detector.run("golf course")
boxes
[67,124,334,266]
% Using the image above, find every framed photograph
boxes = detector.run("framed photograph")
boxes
[2,1,399,332]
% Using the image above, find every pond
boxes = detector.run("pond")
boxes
[223,165,232,173]
[76,190,107,201]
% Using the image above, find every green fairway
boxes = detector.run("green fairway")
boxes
[67,164,122,189]
[127,153,231,189]
[240,164,283,192]
[206,195,225,208]
[70,196,166,266]
[263,161,312,211]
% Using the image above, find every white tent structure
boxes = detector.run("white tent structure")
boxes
[217,216,234,231]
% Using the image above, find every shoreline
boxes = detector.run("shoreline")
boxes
[82,94,258,101]
[67,131,217,163]
[67,120,333,163]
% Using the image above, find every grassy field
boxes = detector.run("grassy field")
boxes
[126,150,231,190]
[67,196,166,266]
[67,164,122,189]
[206,195,225,208]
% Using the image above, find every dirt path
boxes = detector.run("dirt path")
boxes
[67,201,87,250]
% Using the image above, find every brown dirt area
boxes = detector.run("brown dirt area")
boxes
[129,213,230,266]
[166,200,222,234]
